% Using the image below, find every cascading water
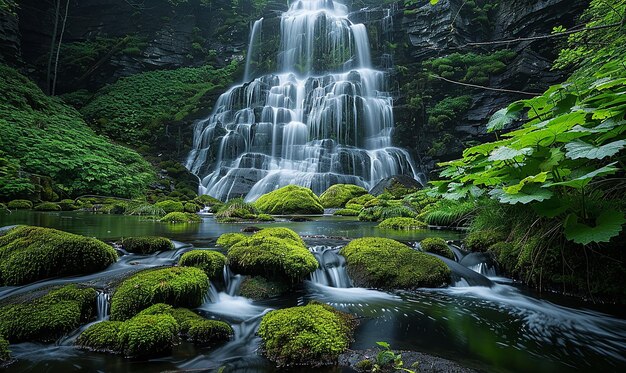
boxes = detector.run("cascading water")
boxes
[309,246,352,288]
[186,0,420,201]
[96,291,110,321]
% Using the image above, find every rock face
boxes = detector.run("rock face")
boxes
[0,6,20,65]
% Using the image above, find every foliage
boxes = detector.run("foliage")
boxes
[426,96,473,131]
[240,276,289,300]
[160,212,202,223]
[155,200,185,213]
[340,237,450,289]
[424,50,516,85]
[422,200,477,227]
[367,341,418,373]
[178,250,226,279]
[215,198,258,221]
[254,185,324,215]
[258,302,356,367]
[359,202,417,222]
[420,238,454,260]
[7,199,33,209]
[465,229,506,252]
[333,208,360,216]
[0,336,9,363]
[0,226,117,285]
[110,267,209,320]
[319,184,368,208]
[0,285,96,343]
[0,64,154,200]
[121,236,174,254]
[216,232,247,248]
[377,217,427,230]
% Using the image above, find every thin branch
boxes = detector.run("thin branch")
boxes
[429,74,542,96]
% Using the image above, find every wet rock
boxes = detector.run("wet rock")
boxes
[370,175,423,196]
[340,349,479,373]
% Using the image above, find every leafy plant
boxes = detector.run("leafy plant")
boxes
[371,341,418,373]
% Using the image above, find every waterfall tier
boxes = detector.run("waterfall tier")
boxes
[187,0,419,201]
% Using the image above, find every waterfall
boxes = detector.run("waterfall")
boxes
[96,291,110,321]
[186,0,420,201]
[309,246,352,288]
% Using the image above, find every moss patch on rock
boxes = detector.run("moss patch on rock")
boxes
[378,217,427,230]
[420,238,454,260]
[240,276,289,300]
[465,230,506,252]
[0,226,117,285]
[254,185,324,215]
[121,236,174,254]
[216,233,247,248]
[319,184,368,208]
[110,267,209,320]
[333,208,360,216]
[7,199,32,209]
[178,250,226,279]
[258,302,356,367]
[340,237,450,289]
[0,336,10,363]
[34,202,61,211]
[160,212,202,223]
[155,200,185,213]
[0,285,96,342]
[345,194,375,211]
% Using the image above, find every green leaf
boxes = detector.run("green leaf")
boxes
[430,0,440,4]
[545,162,619,189]
[564,140,626,160]
[488,146,533,161]
[486,108,519,132]
[376,341,390,349]
[489,185,553,204]
[503,172,549,194]
[564,210,626,245]
[533,198,572,218]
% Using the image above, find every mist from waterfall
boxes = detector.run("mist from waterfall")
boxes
[186,0,420,201]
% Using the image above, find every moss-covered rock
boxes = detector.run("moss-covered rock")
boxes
[154,200,185,213]
[258,302,355,367]
[195,194,222,209]
[0,285,96,342]
[420,237,454,260]
[178,250,226,279]
[227,228,317,282]
[7,199,32,209]
[358,203,417,222]
[340,237,450,289]
[110,267,209,320]
[215,198,258,222]
[465,230,505,252]
[240,276,289,300]
[58,199,80,211]
[184,202,200,213]
[76,320,123,353]
[0,226,117,285]
[0,336,10,364]
[345,194,375,210]
[254,185,324,215]
[378,217,427,230]
[333,208,360,216]
[216,233,247,248]
[160,212,202,223]
[34,202,61,211]
[319,184,368,208]
[121,236,174,254]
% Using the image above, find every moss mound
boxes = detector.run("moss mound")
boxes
[155,200,185,213]
[420,238,454,260]
[216,233,247,248]
[254,185,324,215]
[0,285,96,342]
[184,202,200,213]
[0,226,118,285]
[258,302,355,367]
[34,202,61,211]
[110,267,209,320]
[121,236,174,254]
[319,184,368,208]
[240,276,289,300]
[333,208,360,216]
[160,212,202,223]
[178,250,226,279]
[465,230,506,252]
[7,199,32,209]
[227,228,317,282]
[345,194,375,210]
[340,237,450,289]
[378,217,427,230]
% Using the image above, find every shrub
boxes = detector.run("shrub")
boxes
[7,199,32,209]
[240,276,289,300]
[178,250,226,279]
[258,302,355,367]
[340,237,450,289]
[465,230,506,252]
[333,209,360,216]
[121,236,174,254]
[254,185,324,215]
[184,202,199,213]
[155,200,185,213]
[110,267,209,320]
[216,233,247,248]
[378,217,427,230]
[160,212,201,223]
[319,184,368,208]
[215,198,257,221]
[420,237,454,260]
[34,202,61,211]
[0,226,117,285]
[0,285,96,342]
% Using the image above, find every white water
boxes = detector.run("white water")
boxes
[186,0,420,201]
[96,291,110,321]
[309,245,352,288]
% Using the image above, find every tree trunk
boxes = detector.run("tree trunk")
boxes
[51,0,70,96]
[46,0,61,95]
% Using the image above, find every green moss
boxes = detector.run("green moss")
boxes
[378,217,427,230]
[256,213,275,221]
[0,336,10,363]
[254,185,324,215]
[340,237,450,289]
[110,267,209,320]
[155,200,185,213]
[160,212,202,223]
[347,193,375,207]
[58,199,80,211]
[118,314,179,358]
[121,236,174,254]
[240,276,289,300]
[227,228,317,282]
[194,195,222,209]
[420,238,454,260]
[76,320,123,353]
[7,199,32,209]
[0,226,117,285]
[216,233,247,248]
[333,209,360,216]
[258,302,355,367]
[465,230,506,252]
[423,200,476,227]
[215,198,258,221]
[184,202,199,213]
[319,184,368,208]
[358,203,417,222]
[178,250,226,279]
[0,285,96,342]
[34,202,61,211]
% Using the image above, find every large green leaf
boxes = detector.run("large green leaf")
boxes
[564,209,626,245]
[489,185,553,204]
[565,139,626,160]
[488,146,533,161]
[545,162,619,189]
[486,108,519,132]
[503,172,549,194]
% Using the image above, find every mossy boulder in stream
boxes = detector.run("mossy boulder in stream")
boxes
[160,212,201,223]
[254,185,324,215]
[121,236,174,254]
[216,232,247,248]
[340,237,450,289]
[240,276,289,300]
[465,230,506,252]
[378,217,427,230]
[0,285,96,343]
[110,267,209,320]
[227,228,317,282]
[178,250,226,279]
[421,237,455,260]
[154,200,185,213]
[319,184,368,208]
[0,226,118,285]
[7,199,32,209]
[33,202,61,211]
[258,302,356,367]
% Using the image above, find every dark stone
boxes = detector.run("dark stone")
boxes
[241,226,261,233]
[340,348,479,373]
[370,175,423,196]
